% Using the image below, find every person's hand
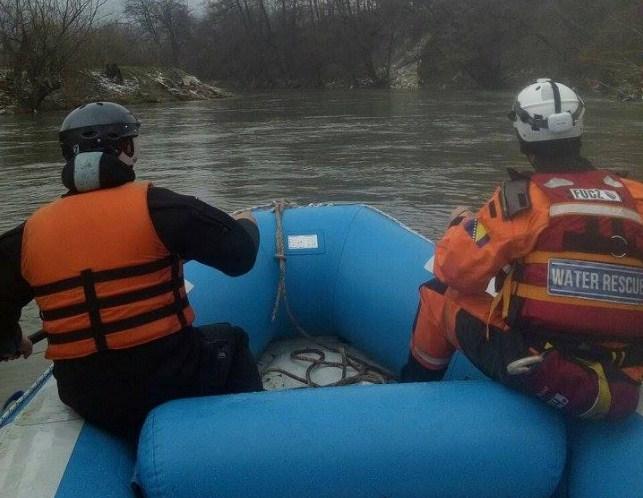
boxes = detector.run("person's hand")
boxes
[0,336,33,361]
[18,336,33,359]
[0,352,14,362]
[233,210,256,224]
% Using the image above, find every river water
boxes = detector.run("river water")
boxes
[1,90,642,401]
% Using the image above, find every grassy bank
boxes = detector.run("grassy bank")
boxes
[0,66,230,114]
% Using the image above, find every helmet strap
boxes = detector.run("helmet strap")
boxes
[117,137,138,167]
[549,80,562,113]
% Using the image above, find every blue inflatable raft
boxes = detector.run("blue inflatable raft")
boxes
[1,203,641,498]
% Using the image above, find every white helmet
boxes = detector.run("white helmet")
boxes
[509,79,585,143]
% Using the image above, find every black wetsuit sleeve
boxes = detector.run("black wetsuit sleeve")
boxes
[147,187,259,276]
[0,225,33,355]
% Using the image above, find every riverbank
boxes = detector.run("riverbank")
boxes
[0,66,230,115]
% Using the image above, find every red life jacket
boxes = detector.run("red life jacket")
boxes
[21,182,195,359]
[507,170,643,341]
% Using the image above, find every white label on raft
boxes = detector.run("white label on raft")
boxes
[184,279,194,294]
[288,234,319,250]
[424,257,434,272]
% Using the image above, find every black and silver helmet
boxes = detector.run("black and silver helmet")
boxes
[59,102,140,160]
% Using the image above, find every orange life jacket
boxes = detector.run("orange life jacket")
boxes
[21,182,195,360]
[500,170,643,341]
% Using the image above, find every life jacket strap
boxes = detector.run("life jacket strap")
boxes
[514,282,643,312]
[577,359,612,420]
[524,250,643,267]
[530,334,643,368]
[170,255,188,329]
[487,267,516,339]
[39,255,189,351]
[80,268,108,352]
[32,256,176,297]
[40,280,178,321]
[45,297,190,345]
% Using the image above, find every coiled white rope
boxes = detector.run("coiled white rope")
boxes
[263,200,393,387]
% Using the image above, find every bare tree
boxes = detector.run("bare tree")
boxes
[0,0,105,111]
[124,0,192,66]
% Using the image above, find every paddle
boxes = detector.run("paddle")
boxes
[28,330,46,344]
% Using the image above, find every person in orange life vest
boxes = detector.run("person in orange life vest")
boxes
[402,79,643,420]
[0,102,262,437]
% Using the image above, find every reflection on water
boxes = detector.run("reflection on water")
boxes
[0,90,642,335]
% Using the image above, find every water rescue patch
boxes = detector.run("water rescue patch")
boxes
[569,188,621,202]
[548,259,643,304]
[463,218,490,247]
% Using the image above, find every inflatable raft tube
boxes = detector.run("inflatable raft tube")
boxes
[135,382,566,498]
[447,345,643,498]
[185,203,434,372]
[4,203,641,498]
[135,203,567,497]
[566,413,643,498]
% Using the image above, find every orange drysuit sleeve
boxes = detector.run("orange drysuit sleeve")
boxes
[434,183,550,295]
[622,179,643,382]
[622,178,643,215]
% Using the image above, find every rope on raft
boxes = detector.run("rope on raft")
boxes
[263,200,393,387]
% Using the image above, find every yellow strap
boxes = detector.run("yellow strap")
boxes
[576,359,612,420]
[487,293,502,340]
[514,283,643,311]
[487,269,515,339]
[501,272,514,319]
[525,251,643,267]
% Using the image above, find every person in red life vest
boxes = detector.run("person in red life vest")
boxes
[402,79,643,420]
[0,102,262,436]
